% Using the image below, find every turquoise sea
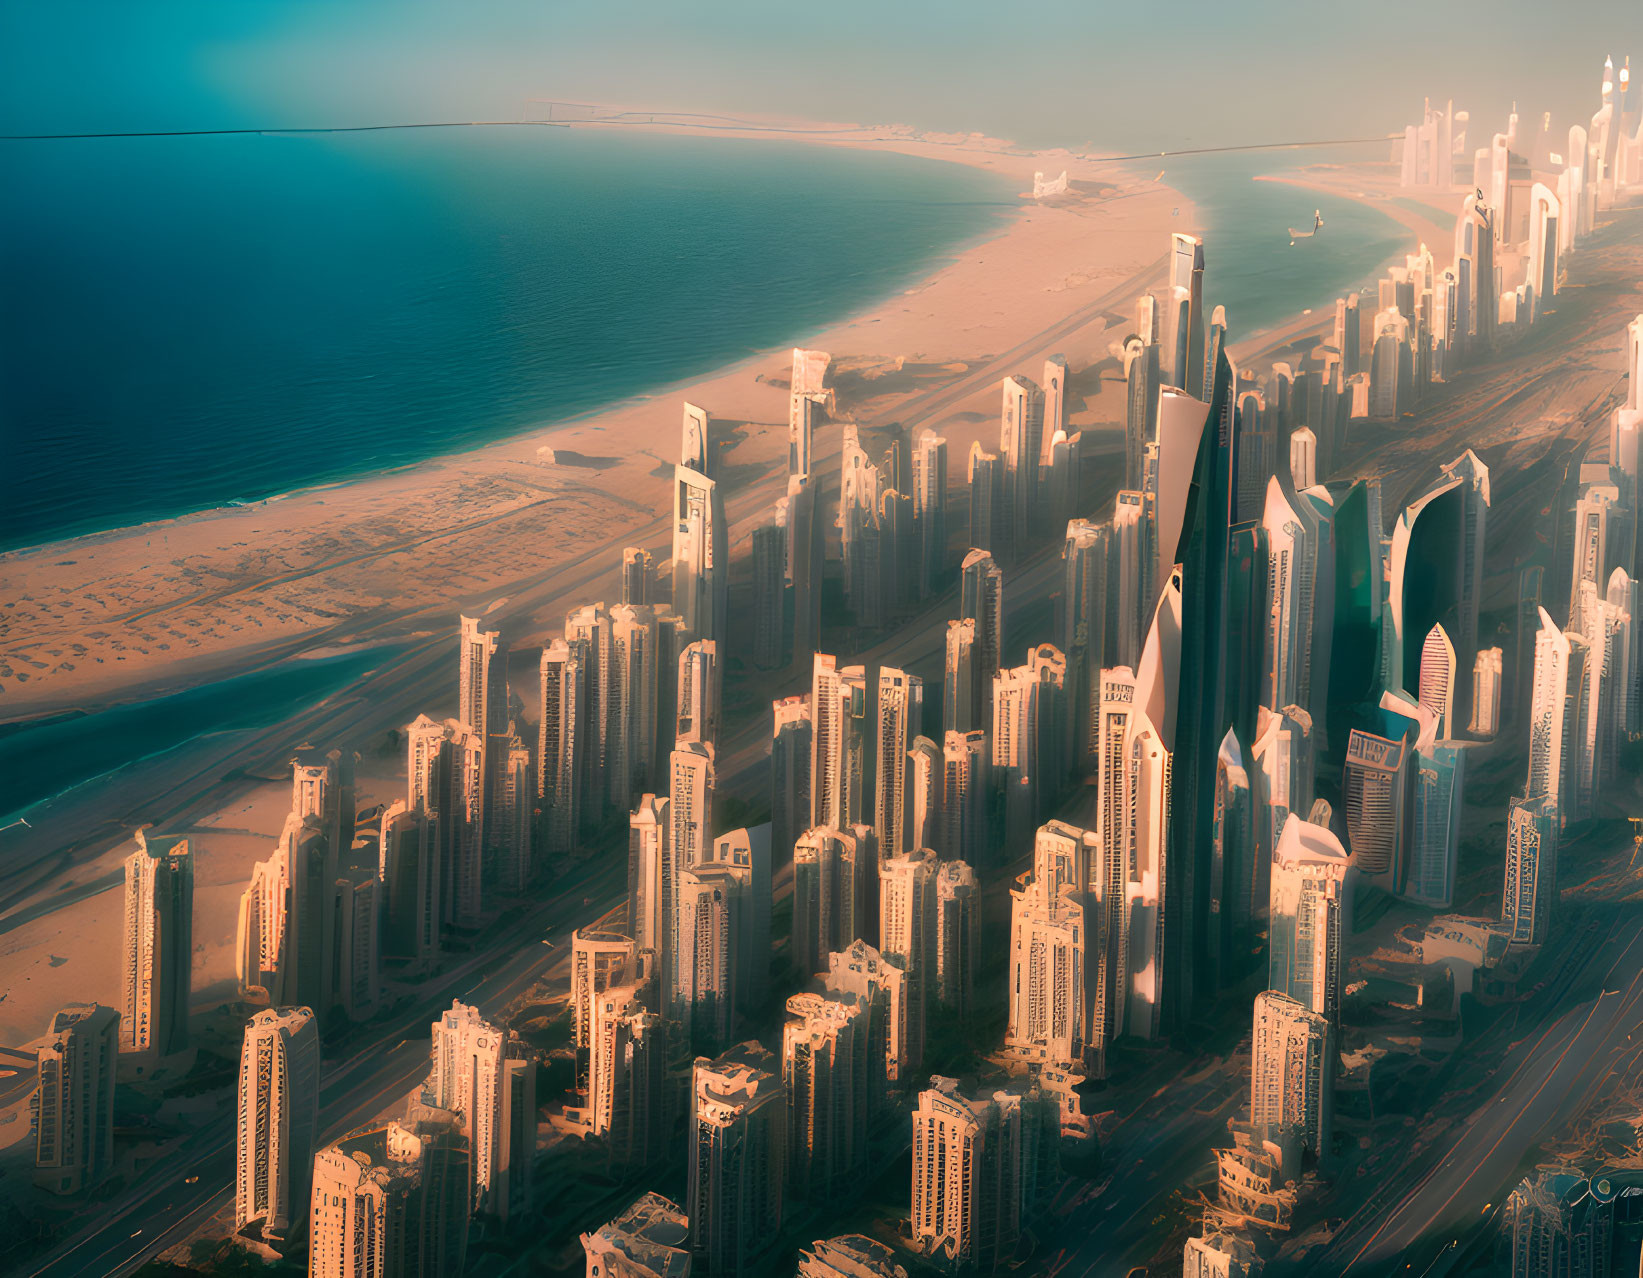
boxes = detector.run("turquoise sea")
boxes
[1,127,1016,551]
[0,138,1409,821]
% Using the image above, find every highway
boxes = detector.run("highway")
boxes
[1275,911,1643,1277]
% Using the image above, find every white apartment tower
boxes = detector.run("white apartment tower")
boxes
[120,829,193,1057]
[236,1006,319,1238]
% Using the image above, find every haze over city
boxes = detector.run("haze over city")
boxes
[3,7,1643,1278]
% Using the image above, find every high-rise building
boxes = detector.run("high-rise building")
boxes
[934,860,978,1021]
[874,668,923,856]
[572,930,639,1089]
[621,547,654,606]
[673,464,728,648]
[999,376,1045,560]
[581,1192,692,1278]
[907,735,942,855]
[1418,623,1458,738]
[402,717,483,931]
[334,871,380,1024]
[771,696,812,866]
[588,980,666,1172]
[1289,425,1317,490]
[35,1003,118,1194]
[538,638,584,854]
[1469,646,1504,737]
[688,1042,785,1278]
[676,639,719,748]
[1342,708,1418,892]
[1123,338,1161,493]
[782,992,865,1201]
[944,618,980,736]
[675,865,739,1050]
[1165,233,1206,394]
[967,443,1004,560]
[811,656,871,832]
[711,828,772,1015]
[1268,815,1351,1018]
[1212,728,1259,970]
[627,794,672,965]
[911,1078,1050,1272]
[992,644,1068,846]
[309,1111,469,1278]
[676,402,711,475]
[119,830,192,1057]
[1409,742,1467,909]
[1251,990,1333,1158]
[878,848,937,1073]
[825,939,913,1092]
[793,826,877,978]
[380,802,440,963]
[786,475,824,666]
[1503,793,1560,946]
[911,428,949,596]
[1526,607,1583,817]
[960,550,1004,699]
[427,1001,535,1220]
[1007,822,1100,1076]
[236,1006,319,1239]
[941,729,988,868]
[671,740,715,872]
[1061,519,1111,772]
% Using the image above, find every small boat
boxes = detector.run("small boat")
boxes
[1288,210,1324,243]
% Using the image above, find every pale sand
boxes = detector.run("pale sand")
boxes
[0,122,1201,1046]
[0,124,1195,722]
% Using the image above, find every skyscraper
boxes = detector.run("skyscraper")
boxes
[671,740,716,873]
[1526,607,1581,816]
[1250,990,1333,1157]
[874,668,923,856]
[714,827,772,1014]
[967,443,1004,560]
[673,464,728,648]
[793,826,877,978]
[960,550,1004,702]
[944,618,980,736]
[1342,709,1418,892]
[1418,623,1457,738]
[907,735,942,855]
[911,428,949,595]
[878,848,937,1074]
[236,1006,319,1239]
[588,982,666,1173]
[426,1001,535,1220]
[621,546,653,606]
[811,656,871,832]
[1000,375,1045,560]
[1061,518,1111,771]
[992,644,1068,845]
[941,729,988,868]
[1007,822,1101,1077]
[35,1003,118,1194]
[539,638,584,854]
[675,865,739,1050]
[572,929,639,1090]
[676,638,719,748]
[380,802,440,964]
[309,1112,469,1278]
[771,695,812,868]
[1409,742,1467,909]
[1268,815,1351,1018]
[911,1078,1047,1272]
[688,1042,785,1278]
[120,829,192,1057]
[681,401,712,475]
[782,992,865,1202]
[1469,646,1504,737]
[1504,793,1560,946]
[751,518,785,670]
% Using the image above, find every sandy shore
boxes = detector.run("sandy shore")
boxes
[0,120,1201,1043]
[0,123,1194,724]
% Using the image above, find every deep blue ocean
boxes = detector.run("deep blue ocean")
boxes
[0,137,1409,821]
[0,127,1016,550]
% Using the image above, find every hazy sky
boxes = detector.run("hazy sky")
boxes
[4,1,1638,153]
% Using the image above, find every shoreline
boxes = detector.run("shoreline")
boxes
[1,122,1199,726]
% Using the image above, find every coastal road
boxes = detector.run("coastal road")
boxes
[1291,916,1643,1278]
[21,855,623,1278]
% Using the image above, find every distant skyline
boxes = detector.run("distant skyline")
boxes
[5,0,1640,152]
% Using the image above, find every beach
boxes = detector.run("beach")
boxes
[0,119,1200,1045]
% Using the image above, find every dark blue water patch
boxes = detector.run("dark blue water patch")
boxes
[1150,151,1410,341]
[0,128,1015,550]
[0,648,392,822]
